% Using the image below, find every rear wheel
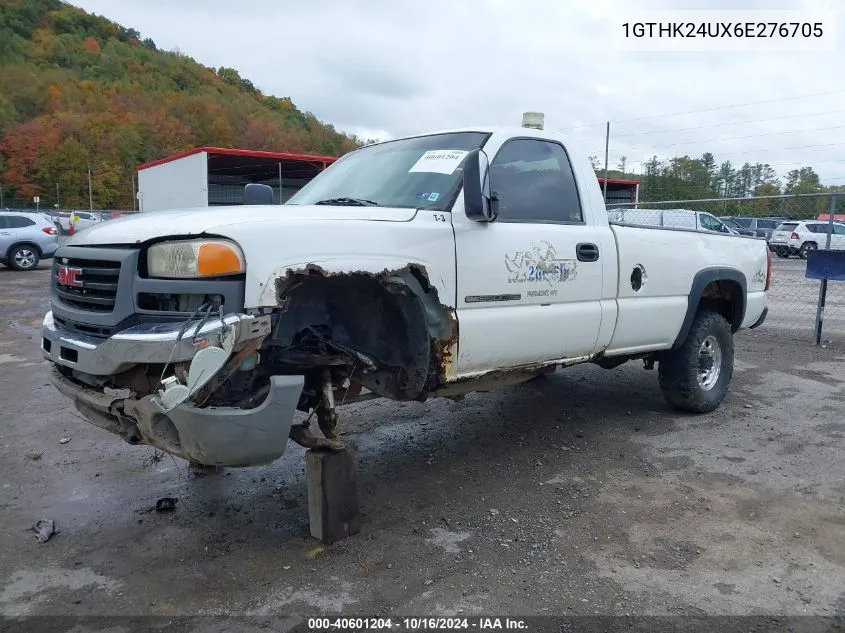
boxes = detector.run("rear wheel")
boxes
[658,310,733,413]
[798,242,817,260]
[9,245,40,271]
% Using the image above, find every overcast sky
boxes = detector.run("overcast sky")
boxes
[72,0,845,185]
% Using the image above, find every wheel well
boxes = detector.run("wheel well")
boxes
[699,280,743,332]
[267,265,456,401]
[672,269,747,349]
[7,241,42,257]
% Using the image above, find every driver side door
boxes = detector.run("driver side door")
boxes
[452,137,606,375]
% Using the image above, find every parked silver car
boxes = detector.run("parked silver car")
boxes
[0,211,60,270]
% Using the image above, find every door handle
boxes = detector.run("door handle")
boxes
[576,243,599,262]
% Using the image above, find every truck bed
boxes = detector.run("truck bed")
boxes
[602,224,769,356]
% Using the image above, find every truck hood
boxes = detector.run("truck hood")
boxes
[67,204,419,246]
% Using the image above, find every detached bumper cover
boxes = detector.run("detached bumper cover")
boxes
[50,367,304,467]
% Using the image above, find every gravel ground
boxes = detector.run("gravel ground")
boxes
[1,263,844,632]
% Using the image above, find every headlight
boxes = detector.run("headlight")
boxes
[147,239,245,278]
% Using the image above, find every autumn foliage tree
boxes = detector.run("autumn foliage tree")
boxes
[0,0,360,209]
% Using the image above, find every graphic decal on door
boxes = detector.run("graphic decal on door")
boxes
[505,241,578,285]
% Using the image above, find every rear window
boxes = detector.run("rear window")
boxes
[7,216,36,228]
[776,223,798,231]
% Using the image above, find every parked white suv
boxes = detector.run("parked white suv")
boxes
[768,221,845,259]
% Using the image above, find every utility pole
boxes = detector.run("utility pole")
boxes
[0,185,4,208]
[131,174,136,211]
[56,182,60,210]
[88,165,93,210]
[278,162,283,204]
[602,121,610,201]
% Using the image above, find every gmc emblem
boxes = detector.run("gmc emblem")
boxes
[56,266,83,288]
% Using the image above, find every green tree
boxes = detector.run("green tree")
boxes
[784,167,822,194]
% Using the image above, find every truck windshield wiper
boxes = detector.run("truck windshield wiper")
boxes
[314,197,380,207]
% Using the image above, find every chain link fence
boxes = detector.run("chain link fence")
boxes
[607,193,844,344]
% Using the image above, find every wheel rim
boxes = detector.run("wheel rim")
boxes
[14,249,36,269]
[803,244,817,253]
[697,335,722,391]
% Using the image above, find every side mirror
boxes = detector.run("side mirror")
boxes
[243,183,275,205]
[463,149,496,222]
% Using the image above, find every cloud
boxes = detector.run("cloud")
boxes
[71,0,845,184]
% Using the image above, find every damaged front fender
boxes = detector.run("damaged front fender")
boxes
[266,261,457,400]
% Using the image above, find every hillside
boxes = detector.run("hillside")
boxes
[0,0,360,209]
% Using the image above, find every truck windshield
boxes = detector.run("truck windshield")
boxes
[286,132,489,211]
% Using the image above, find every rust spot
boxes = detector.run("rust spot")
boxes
[433,308,458,384]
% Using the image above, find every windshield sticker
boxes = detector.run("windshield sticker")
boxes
[415,192,430,200]
[428,192,440,202]
[409,150,469,175]
[505,241,577,285]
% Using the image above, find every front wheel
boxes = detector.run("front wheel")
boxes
[658,310,734,413]
[9,245,40,271]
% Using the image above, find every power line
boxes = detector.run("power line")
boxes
[611,90,845,125]
[570,109,845,140]
[597,143,843,164]
[622,124,845,151]
[555,89,845,132]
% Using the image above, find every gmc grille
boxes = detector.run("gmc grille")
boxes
[54,258,120,313]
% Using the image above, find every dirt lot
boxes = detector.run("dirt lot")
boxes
[2,261,845,630]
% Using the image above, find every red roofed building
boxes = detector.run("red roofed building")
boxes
[597,177,640,205]
[137,147,337,212]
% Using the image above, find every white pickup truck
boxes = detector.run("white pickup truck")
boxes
[41,125,770,468]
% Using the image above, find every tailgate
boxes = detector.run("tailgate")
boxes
[770,224,797,242]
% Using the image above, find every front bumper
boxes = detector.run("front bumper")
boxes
[41,310,266,375]
[43,311,306,466]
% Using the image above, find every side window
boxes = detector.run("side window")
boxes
[734,218,752,228]
[0,215,9,229]
[7,216,35,228]
[807,224,822,234]
[489,139,582,223]
[758,220,777,229]
[834,225,845,235]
